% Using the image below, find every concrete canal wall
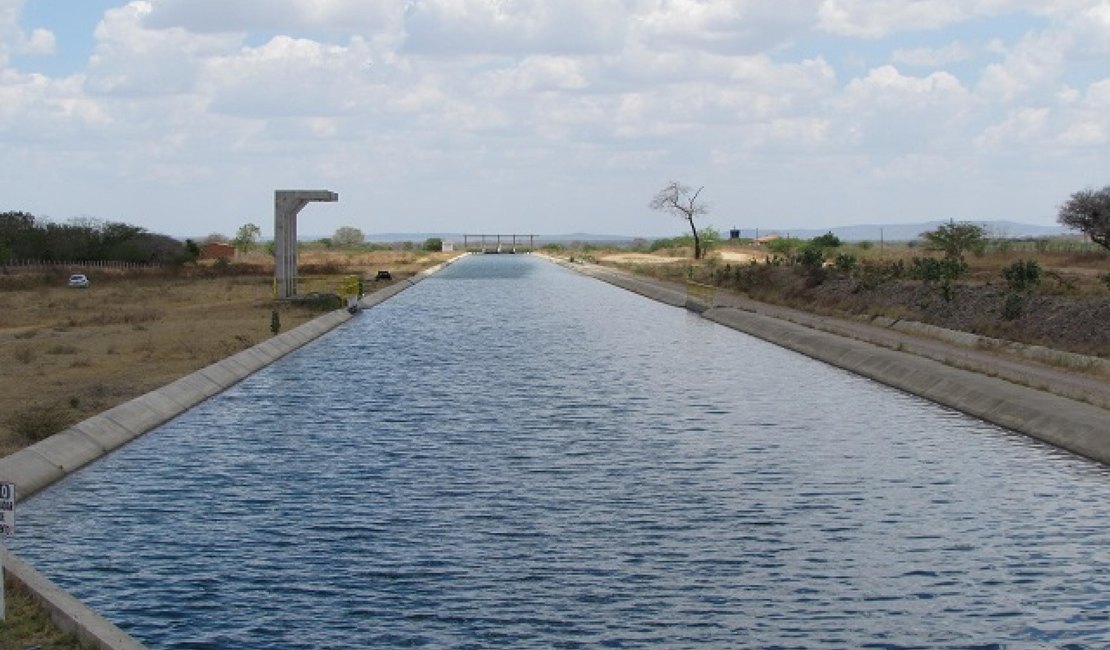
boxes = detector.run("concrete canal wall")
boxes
[541,255,1110,466]
[0,255,462,649]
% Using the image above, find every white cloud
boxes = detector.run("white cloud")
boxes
[200,36,379,117]
[2,0,1110,234]
[0,69,110,131]
[0,0,56,64]
[891,42,972,67]
[817,0,972,38]
[142,0,400,34]
[1054,78,1110,146]
[975,29,1071,101]
[975,107,1050,149]
[633,0,817,54]
[88,2,244,96]
[19,27,55,54]
[842,65,969,111]
[482,55,590,94]
[403,0,628,55]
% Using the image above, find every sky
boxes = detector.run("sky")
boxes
[1,1,1108,239]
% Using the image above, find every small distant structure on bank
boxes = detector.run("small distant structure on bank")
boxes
[200,242,236,261]
[753,234,781,246]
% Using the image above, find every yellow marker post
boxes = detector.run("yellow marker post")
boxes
[685,280,716,314]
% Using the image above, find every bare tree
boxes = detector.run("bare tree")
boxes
[650,181,709,259]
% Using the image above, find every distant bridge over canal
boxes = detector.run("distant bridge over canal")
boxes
[463,234,537,253]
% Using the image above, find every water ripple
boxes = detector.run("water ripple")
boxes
[12,255,1110,649]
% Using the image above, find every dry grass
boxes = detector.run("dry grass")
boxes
[0,580,84,650]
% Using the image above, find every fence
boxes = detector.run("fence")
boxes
[1,259,164,270]
[983,239,1106,255]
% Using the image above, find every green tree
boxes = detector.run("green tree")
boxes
[698,226,720,256]
[650,181,709,259]
[811,232,842,248]
[1000,259,1042,320]
[183,239,201,264]
[921,221,986,263]
[332,226,365,248]
[1057,185,1110,251]
[423,237,444,252]
[232,223,261,253]
[0,211,38,261]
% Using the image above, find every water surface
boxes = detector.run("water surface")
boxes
[14,255,1110,648]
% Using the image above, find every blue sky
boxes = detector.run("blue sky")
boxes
[2,1,1108,239]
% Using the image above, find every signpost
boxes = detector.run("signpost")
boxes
[0,481,13,621]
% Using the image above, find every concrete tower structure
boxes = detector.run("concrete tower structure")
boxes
[274,190,339,299]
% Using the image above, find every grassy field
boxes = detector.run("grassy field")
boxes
[0,248,454,648]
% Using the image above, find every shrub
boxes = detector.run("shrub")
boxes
[1002,259,1042,294]
[909,257,966,284]
[852,259,903,291]
[910,256,965,302]
[423,237,443,252]
[834,253,859,273]
[811,232,842,248]
[797,245,826,269]
[1002,292,1027,320]
[766,237,802,255]
[1101,271,1110,290]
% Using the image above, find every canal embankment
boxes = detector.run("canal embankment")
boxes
[0,255,463,650]
[540,254,1110,466]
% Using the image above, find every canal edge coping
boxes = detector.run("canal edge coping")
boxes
[0,254,463,650]
[539,254,1110,466]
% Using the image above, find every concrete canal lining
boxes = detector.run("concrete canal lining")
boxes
[540,255,1110,466]
[703,306,1110,464]
[0,255,462,649]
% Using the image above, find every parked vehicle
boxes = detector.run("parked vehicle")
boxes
[375,270,392,281]
[68,274,90,288]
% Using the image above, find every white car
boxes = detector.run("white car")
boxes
[68,274,90,288]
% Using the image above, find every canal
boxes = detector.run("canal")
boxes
[12,254,1110,648]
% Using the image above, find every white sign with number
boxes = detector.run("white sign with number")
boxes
[0,482,13,537]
